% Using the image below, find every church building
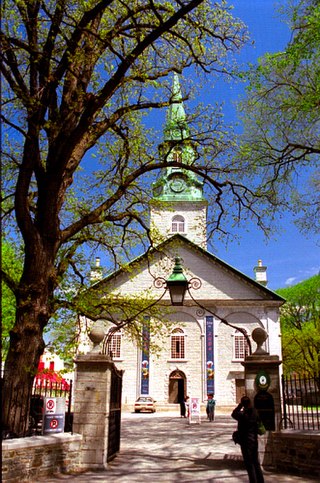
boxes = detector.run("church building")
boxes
[81,75,284,409]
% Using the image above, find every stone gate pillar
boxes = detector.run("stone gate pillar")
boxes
[242,328,282,468]
[73,327,115,470]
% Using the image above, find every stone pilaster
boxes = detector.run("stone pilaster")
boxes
[242,328,282,468]
[73,353,114,469]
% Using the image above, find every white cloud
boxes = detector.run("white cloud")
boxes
[284,267,319,287]
[299,266,320,278]
[285,277,297,286]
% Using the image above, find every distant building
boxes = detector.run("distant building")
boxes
[38,350,65,373]
[80,74,284,409]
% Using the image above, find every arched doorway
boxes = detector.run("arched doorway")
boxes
[169,370,186,403]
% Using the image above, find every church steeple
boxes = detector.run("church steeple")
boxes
[163,72,189,142]
[150,74,207,248]
[153,73,204,202]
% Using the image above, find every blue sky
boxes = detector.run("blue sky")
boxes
[73,1,319,292]
[205,0,320,290]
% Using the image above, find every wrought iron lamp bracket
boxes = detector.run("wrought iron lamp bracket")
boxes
[188,277,202,291]
[153,277,167,290]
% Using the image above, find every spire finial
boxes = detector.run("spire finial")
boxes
[172,72,182,101]
[164,73,189,141]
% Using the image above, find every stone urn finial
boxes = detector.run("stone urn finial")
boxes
[252,327,268,355]
[89,325,106,353]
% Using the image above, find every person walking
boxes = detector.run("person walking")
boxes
[231,395,264,483]
[206,394,216,421]
[179,396,186,418]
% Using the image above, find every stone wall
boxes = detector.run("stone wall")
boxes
[72,354,114,469]
[150,201,207,249]
[2,433,82,482]
[270,431,320,478]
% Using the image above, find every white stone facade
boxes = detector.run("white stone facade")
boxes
[150,200,207,249]
[83,237,283,409]
[108,308,282,409]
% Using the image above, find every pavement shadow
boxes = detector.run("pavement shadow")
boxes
[193,454,244,471]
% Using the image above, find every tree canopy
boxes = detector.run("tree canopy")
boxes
[238,0,320,234]
[1,0,255,435]
[3,0,319,436]
[277,274,320,376]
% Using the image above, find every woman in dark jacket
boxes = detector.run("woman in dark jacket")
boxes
[232,395,264,483]
[179,397,186,417]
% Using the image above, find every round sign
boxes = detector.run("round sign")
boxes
[46,399,55,410]
[255,370,270,391]
[259,375,267,386]
[50,418,59,429]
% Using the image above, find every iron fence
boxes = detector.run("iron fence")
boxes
[281,373,320,430]
[2,376,73,439]
[107,365,123,462]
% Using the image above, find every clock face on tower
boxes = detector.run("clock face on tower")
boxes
[169,175,186,193]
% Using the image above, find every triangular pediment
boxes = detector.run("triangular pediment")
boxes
[89,235,283,306]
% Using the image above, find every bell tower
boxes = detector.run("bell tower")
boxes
[150,74,207,248]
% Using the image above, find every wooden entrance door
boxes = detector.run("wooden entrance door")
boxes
[169,370,186,403]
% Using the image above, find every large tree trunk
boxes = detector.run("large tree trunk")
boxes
[2,252,53,436]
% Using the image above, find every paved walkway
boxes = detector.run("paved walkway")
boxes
[40,411,318,483]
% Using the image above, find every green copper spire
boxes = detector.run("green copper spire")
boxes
[164,73,189,141]
[152,73,204,202]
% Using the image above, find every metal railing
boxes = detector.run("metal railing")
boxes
[2,377,73,439]
[281,373,320,430]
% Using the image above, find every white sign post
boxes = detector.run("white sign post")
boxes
[189,397,201,424]
[43,397,65,434]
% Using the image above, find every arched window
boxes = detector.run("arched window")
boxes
[233,329,249,360]
[172,215,185,233]
[171,328,185,359]
[108,329,122,359]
